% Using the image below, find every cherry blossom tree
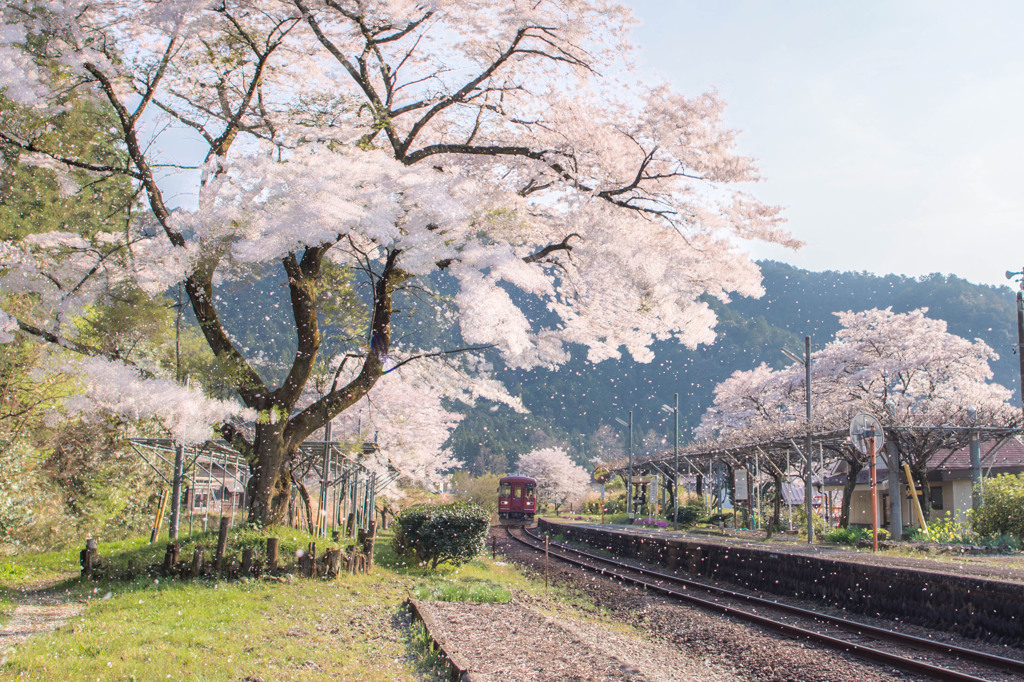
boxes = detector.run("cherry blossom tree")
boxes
[0,0,795,524]
[518,446,590,512]
[816,308,1017,518]
[695,363,808,534]
[699,308,1017,525]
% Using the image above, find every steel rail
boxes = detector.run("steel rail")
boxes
[522,527,1024,674]
[508,526,1024,682]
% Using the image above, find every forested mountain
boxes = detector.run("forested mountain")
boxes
[450,261,1020,473]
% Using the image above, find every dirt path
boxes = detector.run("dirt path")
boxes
[0,580,83,665]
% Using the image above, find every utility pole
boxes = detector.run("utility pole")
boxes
[804,336,813,543]
[1006,268,1024,421]
[782,336,814,543]
[615,411,634,519]
[969,406,983,510]
[661,395,680,530]
[1018,287,1024,421]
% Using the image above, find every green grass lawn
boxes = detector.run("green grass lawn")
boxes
[0,526,538,681]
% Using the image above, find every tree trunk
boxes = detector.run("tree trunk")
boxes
[246,425,293,526]
[840,456,864,529]
[766,470,782,540]
[910,465,932,520]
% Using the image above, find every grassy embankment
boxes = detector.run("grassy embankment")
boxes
[0,525,533,680]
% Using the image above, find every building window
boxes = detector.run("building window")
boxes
[930,486,944,511]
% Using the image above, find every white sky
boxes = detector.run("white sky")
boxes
[626,0,1024,288]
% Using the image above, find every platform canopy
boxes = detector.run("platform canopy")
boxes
[606,425,1024,482]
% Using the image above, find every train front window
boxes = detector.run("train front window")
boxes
[499,482,511,496]
[525,484,535,497]
[513,485,522,499]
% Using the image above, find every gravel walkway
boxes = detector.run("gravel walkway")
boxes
[415,599,740,681]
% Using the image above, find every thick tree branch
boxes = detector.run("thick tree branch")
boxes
[0,130,140,179]
[14,317,112,359]
[397,26,531,158]
[272,245,331,409]
[284,248,401,448]
[183,267,270,410]
[84,63,182,246]
[523,233,579,263]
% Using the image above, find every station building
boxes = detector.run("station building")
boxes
[823,437,1024,528]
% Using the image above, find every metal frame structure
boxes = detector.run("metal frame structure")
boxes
[606,425,1023,535]
[129,437,399,541]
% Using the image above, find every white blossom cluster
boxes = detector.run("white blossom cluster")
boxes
[518,446,591,507]
[697,308,1016,448]
[0,0,797,494]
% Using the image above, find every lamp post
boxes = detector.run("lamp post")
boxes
[660,394,680,530]
[615,411,634,519]
[1005,268,1024,421]
[782,336,814,543]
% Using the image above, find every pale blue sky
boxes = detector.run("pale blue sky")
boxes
[626,0,1024,287]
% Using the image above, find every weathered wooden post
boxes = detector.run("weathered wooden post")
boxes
[304,542,317,578]
[325,548,343,578]
[162,542,180,576]
[191,547,205,577]
[346,513,356,538]
[266,537,280,573]
[80,538,97,578]
[359,521,377,571]
[214,516,230,571]
[491,535,496,560]
[241,548,254,576]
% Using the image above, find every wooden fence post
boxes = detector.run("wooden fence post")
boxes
[215,516,230,571]
[191,547,205,577]
[303,542,317,578]
[162,542,180,576]
[361,521,377,571]
[325,549,342,578]
[241,548,254,576]
[266,537,279,573]
[80,538,97,578]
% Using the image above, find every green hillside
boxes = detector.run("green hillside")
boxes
[451,261,1020,472]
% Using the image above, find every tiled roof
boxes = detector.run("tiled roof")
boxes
[823,436,1024,486]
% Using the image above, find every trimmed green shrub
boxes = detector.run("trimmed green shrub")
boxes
[823,526,890,545]
[662,502,703,527]
[972,474,1024,541]
[393,501,490,569]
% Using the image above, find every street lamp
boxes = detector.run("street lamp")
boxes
[782,336,814,543]
[660,394,680,530]
[614,411,634,518]
[1005,268,1024,421]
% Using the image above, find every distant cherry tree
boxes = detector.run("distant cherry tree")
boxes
[518,446,590,512]
[0,0,794,524]
[699,308,1017,524]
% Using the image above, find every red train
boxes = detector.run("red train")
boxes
[497,475,537,525]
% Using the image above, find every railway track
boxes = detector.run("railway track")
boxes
[506,526,1024,682]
